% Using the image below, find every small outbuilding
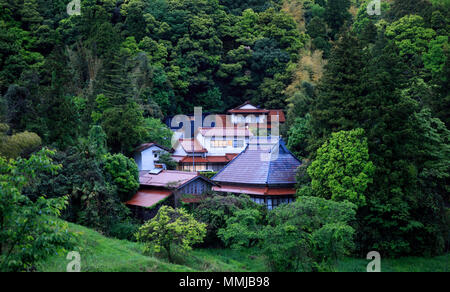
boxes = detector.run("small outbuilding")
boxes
[134,143,171,171]
[126,170,216,220]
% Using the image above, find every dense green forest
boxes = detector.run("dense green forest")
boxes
[0,0,449,272]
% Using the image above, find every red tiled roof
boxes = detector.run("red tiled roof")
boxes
[215,114,230,127]
[268,110,286,123]
[179,138,207,153]
[139,170,200,188]
[180,154,238,164]
[198,127,253,137]
[212,185,296,196]
[126,189,172,207]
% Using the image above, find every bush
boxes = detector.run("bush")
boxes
[218,208,264,249]
[0,149,75,271]
[108,220,140,241]
[193,195,263,246]
[158,152,177,170]
[103,153,139,202]
[260,196,356,272]
[136,206,206,262]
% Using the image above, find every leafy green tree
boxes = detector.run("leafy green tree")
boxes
[193,195,261,245]
[308,129,375,207]
[22,146,131,234]
[101,102,148,154]
[287,114,311,159]
[423,35,448,80]
[218,208,264,249]
[0,148,74,271]
[261,197,356,272]
[307,16,327,39]
[87,125,108,157]
[309,29,449,256]
[143,117,174,149]
[159,152,177,170]
[385,15,436,59]
[136,206,206,262]
[103,153,139,202]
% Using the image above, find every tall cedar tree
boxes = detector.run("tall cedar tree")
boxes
[311,31,448,256]
[309,32,366,152]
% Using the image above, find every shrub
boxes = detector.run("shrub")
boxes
[136,206,206,262]
[261,196,356,272]
[218,208,264,249]
[103,153,139,202]
[108,220,140,241]
[193,195,263,246]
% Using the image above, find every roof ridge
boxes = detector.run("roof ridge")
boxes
[266,139,280,185]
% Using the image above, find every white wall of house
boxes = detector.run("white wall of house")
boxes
[198,132,248,155]
[172,144,188,157]
[231,114,267,124]
[135,145,167,171]
[239,104,258,110]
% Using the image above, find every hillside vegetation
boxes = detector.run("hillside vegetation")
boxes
[36,221,449,272]
[37,222,267,272]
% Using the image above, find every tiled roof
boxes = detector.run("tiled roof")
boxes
[212,138,301,186]
[178,138,207,153]
[228,108,270,114]
[126,189,172,207]
[268,110,286,123]
[139,170,200,188]
[135,142,171,153]
[198,127,253,137]
[180,154,238,164]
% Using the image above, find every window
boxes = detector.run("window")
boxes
[233,140,244,148]
[211,139,232,148]
[267,198,273,210]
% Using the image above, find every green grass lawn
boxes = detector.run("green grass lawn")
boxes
[336,254,450,272]
[36,222,265,272]
[36,222,449,272]
[36,222,193,272]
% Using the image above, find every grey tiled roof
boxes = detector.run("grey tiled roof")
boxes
[213,138,301,185]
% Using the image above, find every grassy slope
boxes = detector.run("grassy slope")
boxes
[36,222,266,272]
[37,222,449,272]
[337,254,450,272]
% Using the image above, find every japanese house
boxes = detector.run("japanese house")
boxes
[212,138,301,210]
[134,143,171,171]
[126,169,216,220]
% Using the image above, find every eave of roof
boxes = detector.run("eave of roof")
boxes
[126,189,172,207]
[139,170,217,189]
[212,185,296,196]
[135,142,171,153]
[180,154,238,164]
